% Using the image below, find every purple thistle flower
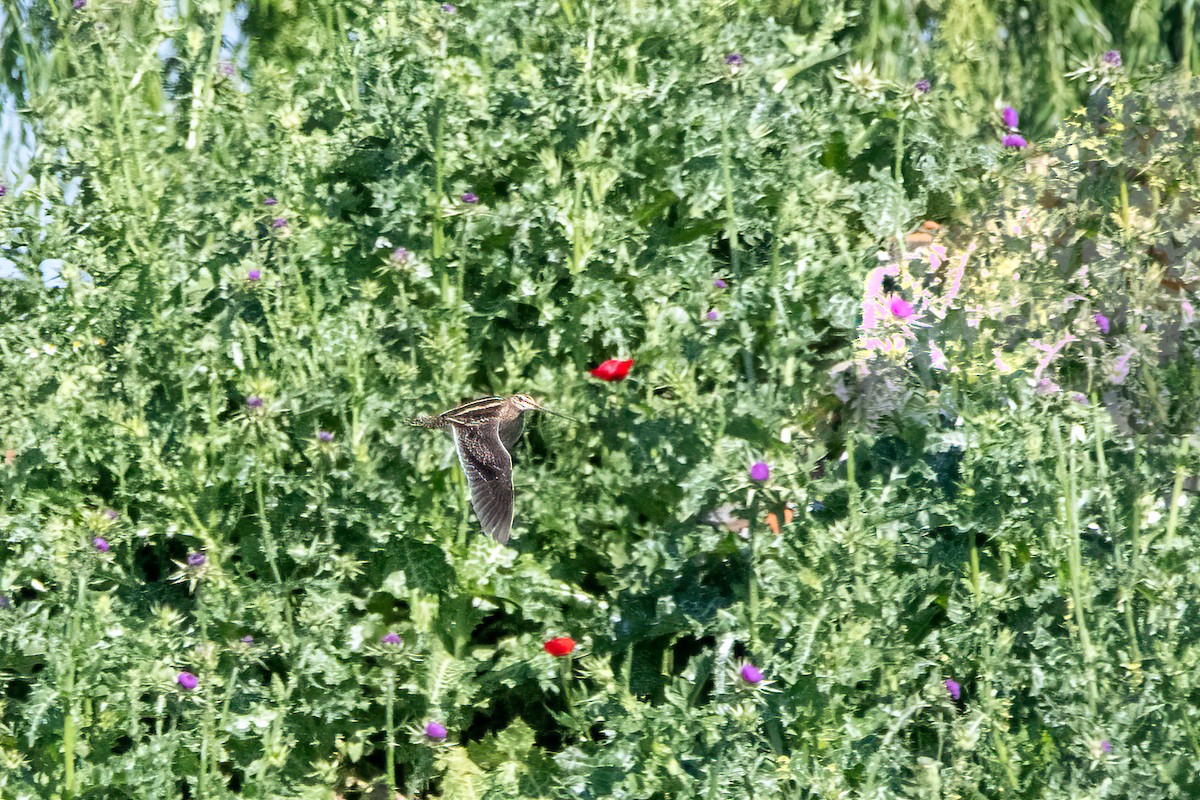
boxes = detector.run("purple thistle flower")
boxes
[381,632,402,645]
[944,678,961,700]
[914,79,931,94]
[1094,313,1110,334]
[264,197,278,206]
[0,185,7,197]
[425,721,448,740]
[177,672,198,690]
[713,278,728,289]
[93,537,110,553]
[1101,739,1113,753]
[725,53,744,66]
[186,552,206,568]
[1103,50,1122,67]
[1070,392,1090,405]
[888,296,914,319]
[706,309,720,321]
[1002,134,1028,149]
[246,396,264,409]
[391,247,410,263]
[241,635,255,645]
[749,461,770,482]
[460,192,479,204]
[73,0,86,9]
[1002,105,1019,130]
[104,509,118,520]
[247,269,262,282]
[271,218,288,229]
[318,430,334,442]
[740,664,763,684]
[441,2,456,12]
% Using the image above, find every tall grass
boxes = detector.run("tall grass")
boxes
[1,1,1199,797]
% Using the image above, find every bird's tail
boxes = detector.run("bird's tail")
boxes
[407,415,445,429]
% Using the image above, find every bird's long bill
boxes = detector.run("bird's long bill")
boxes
[537,404,583,424]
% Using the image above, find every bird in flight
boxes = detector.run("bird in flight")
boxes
[408,395,572,543]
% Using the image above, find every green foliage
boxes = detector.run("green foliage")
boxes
[2,1,1200,798]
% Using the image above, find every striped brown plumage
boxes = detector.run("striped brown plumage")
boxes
[408,395,544,543]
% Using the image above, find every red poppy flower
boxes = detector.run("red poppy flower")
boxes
[589,358,634,381]
[543,636,576,657]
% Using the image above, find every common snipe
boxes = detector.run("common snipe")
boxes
[409,395,566,543]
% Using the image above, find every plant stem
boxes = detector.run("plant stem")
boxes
[561,656,576,717]
[1097,404,1142,664]
[720,124,740,279]
[846,431,861,532]
[1164,436,1190,548]
[254,474,293,633]
[1054,422,1098,708]
[384,667,397,797]
[747,488,760,651]
[433,104,446,260]
[968,534,981,607]
[62,574,84,799]
[255,475,283,585]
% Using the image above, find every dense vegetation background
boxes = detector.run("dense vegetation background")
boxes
[2,1,1200,797]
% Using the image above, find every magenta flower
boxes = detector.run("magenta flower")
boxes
[888,296,914,319]
[247,269,262,282]
[713,278,728,289]
[93,537,110,552]
[1070,392,1089,405]
[1094,313,1110,334]
[264,197,278,206]
[186,552,206,568]
[241,635,255,644]
[749,461,770,482]
[318,430,334,442]
[1103,50,1122,67]
[706,309,720,321]
[914,79,931,93]
[1101,739,1112,753]
[391,247,410,263]
[104,509,118,520]
[944,678,961,700]
[725,53,744,66]
[73,0,86,9]
[1002,135,1028,149]
[271,218,288,229]
[1002,105,1019,130]
[177,672,198,690]
[460,192,479,204]
[381,632,401,645]
[425,721,448,740]
[740,664,763,684]
[0,185,7,197]
[246,396,264,409]
[441,3,456,12]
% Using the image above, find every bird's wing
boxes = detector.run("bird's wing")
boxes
[498,413,525,452]
[441,396,504,426]
[452,421,514,543]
